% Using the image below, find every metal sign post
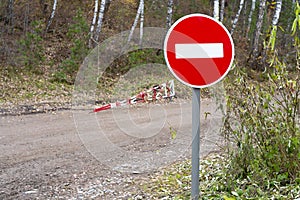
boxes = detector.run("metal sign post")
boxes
[164,13,234,199]
[191,88,200,199]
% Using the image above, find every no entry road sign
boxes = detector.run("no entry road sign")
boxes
[163,13,235,199]
[164,13,234,88]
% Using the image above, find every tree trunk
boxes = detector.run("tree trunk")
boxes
[220,0,225,22]
[230,0,244,35]
[45,0,57,33]
[266,0,282,52]
[241,0,248,33]
[271,0,282,26]
[213,0,219,20]
[166,0,174,29]
[89,0,99,47]
[248,0,267,70]
[139,0,144,47]
[127,0,143,43]
[247,0,256,37]
[94,0,106,42]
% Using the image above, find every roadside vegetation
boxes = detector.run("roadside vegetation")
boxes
[0,0,299,199]
[138,154,300,199]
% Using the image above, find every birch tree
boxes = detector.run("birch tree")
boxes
[139,0,144,47]
[213,0,219,20]
[220,0,225,22]
[89,0,99,47]
[45,0,57,33]
[230,0,245,34]
[94,0,106,43]
[248,0,267,70]
[271,0,282,26]
[127,0,144,45]
[166,0,174,29]
[247,0,256,36]
[267,0,282,51]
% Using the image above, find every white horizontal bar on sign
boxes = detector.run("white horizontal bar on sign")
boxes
[175,43,224,59]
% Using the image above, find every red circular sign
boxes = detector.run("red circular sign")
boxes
[164,14,234,88]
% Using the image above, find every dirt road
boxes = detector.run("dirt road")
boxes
[0,99,223,199]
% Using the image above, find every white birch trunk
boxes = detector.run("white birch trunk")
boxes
[250,0,267,67]
[267,0,282,51]
[247,0,256,36]
[166,0,174,29]
[213,0,219,20]
[271,0,282,26]
[230,0,244,35]
[220,0,225,22]
[45,0,57,32]
[139,0,144,47]
[94,0,106,42]
[127,0,143,43]
[89,0,99,47]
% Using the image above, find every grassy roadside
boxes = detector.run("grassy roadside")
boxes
[136,153,300,199]
[0,67,73,111]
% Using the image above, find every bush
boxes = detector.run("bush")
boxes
[18,20,45,73]
[223,3,300,190]
[224,64,299,185]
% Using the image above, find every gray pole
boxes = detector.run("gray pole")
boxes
[191,88,200,199]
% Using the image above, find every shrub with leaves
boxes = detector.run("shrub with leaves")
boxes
[224,25,299,199]
[224,63,299,183]
[223,3,300,190]
[18,20,45,73]
[292,2,300,69]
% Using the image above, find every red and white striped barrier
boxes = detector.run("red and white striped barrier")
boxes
[93,80,175,113]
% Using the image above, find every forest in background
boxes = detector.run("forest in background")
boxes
[0,0,298,83]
